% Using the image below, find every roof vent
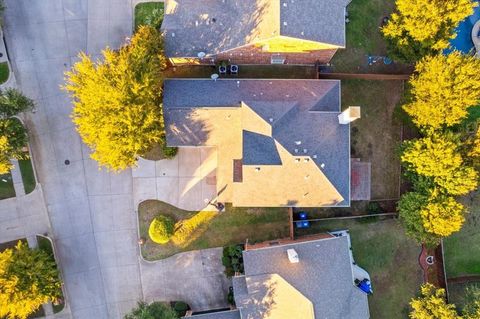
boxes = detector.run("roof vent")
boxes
[304,158,309,163]
[305,175,310,179]
[283,22,288,26]
[255,167,261,172]
[236,81,240,88]
[195,20,199,27]
[295,141,302,145]
[283,2,287,7]
[269,118,274,123]
[287,249,299,263]
[294,149,299,153]
[312,154,318,159]
[321,163,325,168]
[303,149,307,153]
[197,52,206,58]
[171,32,175,37]
[295,158,301,163]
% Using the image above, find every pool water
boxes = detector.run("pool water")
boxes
[445,1,480,54]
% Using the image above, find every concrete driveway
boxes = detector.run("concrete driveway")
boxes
[133,148,218,211]
[3,0,140,318]
[141,248,231,311]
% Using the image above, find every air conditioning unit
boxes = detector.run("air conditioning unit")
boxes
[271,55,286,64]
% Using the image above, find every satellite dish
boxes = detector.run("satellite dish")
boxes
[197,52,206,58]
[211,73,219,81]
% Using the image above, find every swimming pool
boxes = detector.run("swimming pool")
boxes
[445,1,480,54]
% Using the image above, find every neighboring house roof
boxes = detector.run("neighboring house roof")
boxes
[233,274,315,319]
[162,0,350,57]
[238,236,369,319]
[163,79,350,207]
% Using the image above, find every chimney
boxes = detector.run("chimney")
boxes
[287,249,299,263]
[338,106,361,124]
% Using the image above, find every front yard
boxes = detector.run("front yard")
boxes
[138,200,289,260]
[295,217,423,319]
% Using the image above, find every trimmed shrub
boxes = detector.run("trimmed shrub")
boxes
[148,215,175,244]
[171,301,189,317]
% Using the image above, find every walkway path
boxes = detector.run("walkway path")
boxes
[3,0,141,318]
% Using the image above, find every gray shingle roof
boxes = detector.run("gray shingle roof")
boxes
[162,0,349,57]
[243,131,282,165]
[241,236,369,319]
[163,79,350,206]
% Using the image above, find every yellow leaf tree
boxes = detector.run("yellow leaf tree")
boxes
[64,26,170,171]
[382,0,477,61]
[410,284,460,319]
[403,53,480,129]
[401,133,478,196]
[0,242,62,319]
[420,194,465,237]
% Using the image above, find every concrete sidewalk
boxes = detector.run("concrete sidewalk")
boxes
[3,0,141,318]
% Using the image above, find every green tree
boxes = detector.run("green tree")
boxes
[403,53,480,129]
[0,88,35,118]
[420,194,465,238]
[125,301,178,319]
[382,0,477,62]
[410,284,460,319]
[64,26,171,171]
[0,241,62,319]
[401,133,478,196]
[398,192,441,246]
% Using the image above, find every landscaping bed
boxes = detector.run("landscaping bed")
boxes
[444,191,480,277]
[342,79,404,200]
[138,200,289,260]
[448,281,480,312]
[36,235,65,314]
[134,2,164,30]
[331,0,412,74]
[295,217,423,319]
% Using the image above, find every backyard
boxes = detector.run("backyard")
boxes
[138,200,289,260]
[295,217,423,319]
[342,79,404,200]
[444,191,480,278]
[331,0,412,74]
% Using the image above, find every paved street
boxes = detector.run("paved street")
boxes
[3,0,141,317]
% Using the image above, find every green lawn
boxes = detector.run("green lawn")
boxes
[0,62,10,84]
[331,0,412,73]
[36,235,65,314]
[19,158,36,194]
[138,200,289,260]
[134,2,164,31]
[448,281,480,313]
[342,79,404,199]
[0,172,15,199]
[296,217,423,319]
[444,192,480,277]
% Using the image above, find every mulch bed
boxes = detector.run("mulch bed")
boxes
[419,244,447,289]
